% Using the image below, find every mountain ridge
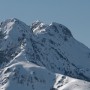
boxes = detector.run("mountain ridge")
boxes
[0,18,90,90]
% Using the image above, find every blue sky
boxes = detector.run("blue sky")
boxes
[0,0,90,48]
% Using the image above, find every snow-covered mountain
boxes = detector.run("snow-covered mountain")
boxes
[0,18,90,90]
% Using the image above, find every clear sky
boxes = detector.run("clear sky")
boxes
[0,0,90,48]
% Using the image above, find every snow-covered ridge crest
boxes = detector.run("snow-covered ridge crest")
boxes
[31,20,73,38]
[0,18,72,38]
[0,18,90,90]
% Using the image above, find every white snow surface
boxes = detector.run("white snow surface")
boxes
[0,18,90,90]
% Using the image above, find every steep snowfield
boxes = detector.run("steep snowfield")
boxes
[0,18,90,90]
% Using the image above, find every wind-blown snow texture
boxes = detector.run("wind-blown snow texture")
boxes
[0,18,90,90]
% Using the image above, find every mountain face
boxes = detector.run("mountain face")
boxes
[0,18,90,90]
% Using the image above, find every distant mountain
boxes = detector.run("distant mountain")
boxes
[0,18,90,90]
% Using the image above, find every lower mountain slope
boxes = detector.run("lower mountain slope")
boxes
[0,52,90,90]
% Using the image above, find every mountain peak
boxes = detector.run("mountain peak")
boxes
[31,20,47,29]
[31,20,48,34]
[50,22,72,37]
[0,18,19,30]
[6,18,20,23]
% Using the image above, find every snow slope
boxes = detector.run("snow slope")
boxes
[0,18,90,90]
